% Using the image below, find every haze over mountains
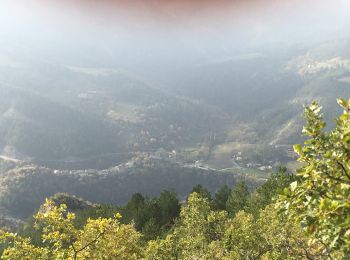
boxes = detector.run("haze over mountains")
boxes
[0,0,349,221]
[1,36,349,168]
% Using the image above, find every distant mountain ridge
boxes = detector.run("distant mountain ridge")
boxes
[0,38,349,170]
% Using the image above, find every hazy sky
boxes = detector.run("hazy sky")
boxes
[1,0,350,64]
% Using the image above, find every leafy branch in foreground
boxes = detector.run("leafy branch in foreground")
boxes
[0,200,142,259]
[280,98,350,257]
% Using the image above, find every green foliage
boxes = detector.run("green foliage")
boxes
[120,191,180,241]
[212,185,231,211]
[0,166,331,259]
[210,167,295,215]
[146,192,229,259]
[19,191,180,246]
[224,205,325,259]
[0,200,142,259]
[73,205,117,229]
[3,98,350,258]
[19,197,118,247]
[280,98,350,257]
[190,185,212,201]
[156,191,181,227]
[247,167,296,216]
[226,181,249,217]
[49,193,95,213]
[145,193,325,259]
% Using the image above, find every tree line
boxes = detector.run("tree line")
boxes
[0,98,349,259]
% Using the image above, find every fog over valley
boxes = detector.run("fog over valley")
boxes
[0,2,349,255]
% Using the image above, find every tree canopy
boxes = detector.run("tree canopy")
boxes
[1,98,349,259]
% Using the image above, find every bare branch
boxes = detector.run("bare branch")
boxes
[337,161,350,179]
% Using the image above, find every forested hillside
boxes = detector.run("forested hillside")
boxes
[0,155,261,219]
[0,99,349,258]
[0,1,349,258]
